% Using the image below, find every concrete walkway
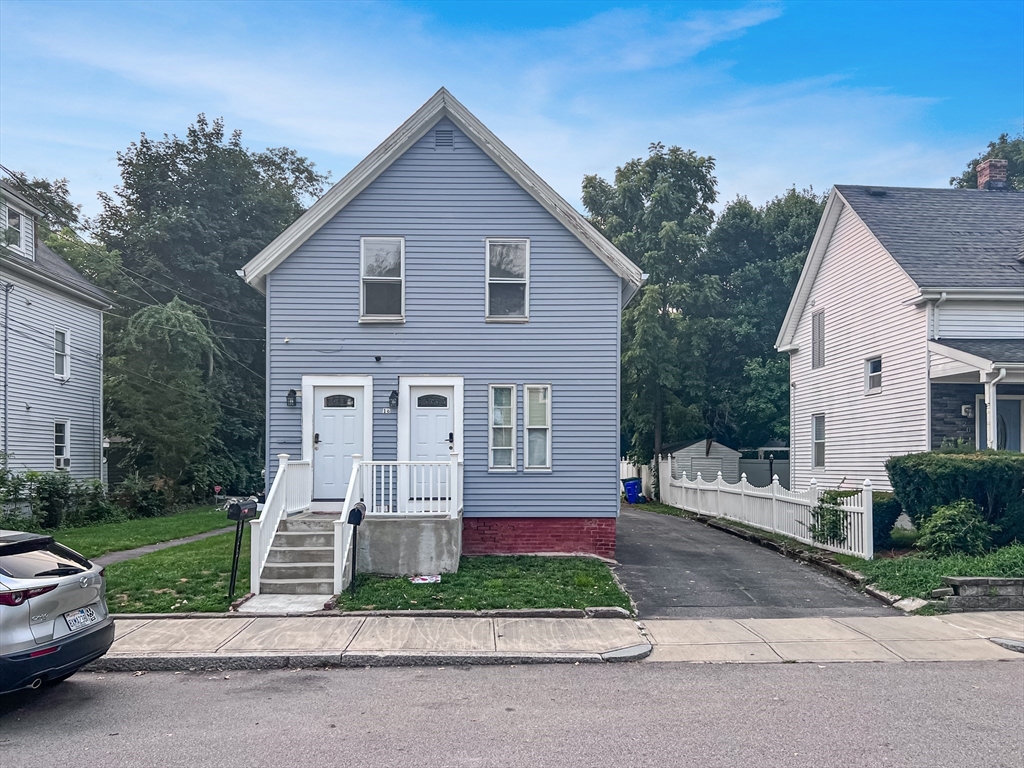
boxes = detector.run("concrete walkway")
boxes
[90,611,1023,671]
[93,527,235,567]
[616,505,889,619]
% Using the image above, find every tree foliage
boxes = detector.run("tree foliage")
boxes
[950,131,1024,190]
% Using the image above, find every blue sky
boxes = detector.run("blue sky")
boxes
[1,1,1021,218]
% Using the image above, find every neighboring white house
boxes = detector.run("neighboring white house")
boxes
[776,160,1024,492]
[1,181,110,480]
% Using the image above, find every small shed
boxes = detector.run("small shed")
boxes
[666,439,741,484]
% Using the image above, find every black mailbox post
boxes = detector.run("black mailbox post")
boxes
[347,502,366,596]
[228,499,258,599]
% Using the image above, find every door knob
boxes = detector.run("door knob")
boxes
[448,432,454,447]
[314,432,320,450]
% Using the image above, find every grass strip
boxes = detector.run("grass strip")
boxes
[53,507,227,559]
[104,529,248,613]
[835,544,1024,599]
[336,555,632,612]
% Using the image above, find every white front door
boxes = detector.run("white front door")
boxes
[312,386,364,500]
[409,385,454,497]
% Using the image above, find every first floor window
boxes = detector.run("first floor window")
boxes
[489,385,515,469]
[486,238,529,319]
[360,237,404,319]
[525,384,551,469]
[54,421,70,470]
[54,329,69,379]
[812,414,825,469]
[865,356,882,393]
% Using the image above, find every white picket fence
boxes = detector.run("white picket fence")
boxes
[658,458,874,559]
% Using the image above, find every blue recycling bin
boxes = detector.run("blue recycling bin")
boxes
[622,478,642,504]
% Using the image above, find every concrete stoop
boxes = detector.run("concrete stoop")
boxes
[260,513,338,595]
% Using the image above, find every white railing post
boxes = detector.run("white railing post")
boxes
[449,450,460,518]
[770,474,779,534]
[249,516,262,595]
[862,478,874,561]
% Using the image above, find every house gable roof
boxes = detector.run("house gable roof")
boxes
[776,185,1024,351]
[240,88,645,295]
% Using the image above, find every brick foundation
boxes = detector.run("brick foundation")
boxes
[462,517,616,559]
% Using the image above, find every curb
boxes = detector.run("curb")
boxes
[85,643,652,671]
[111,607,634,621]
[989,637,1024,654]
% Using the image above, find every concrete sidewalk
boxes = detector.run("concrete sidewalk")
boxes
[89,611,1024,670]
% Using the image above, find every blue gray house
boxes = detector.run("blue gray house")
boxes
[1,180,110,481]
[240,89,644,595]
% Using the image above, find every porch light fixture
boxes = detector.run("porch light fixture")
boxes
[286,389,297,407]
[389,390,399,410]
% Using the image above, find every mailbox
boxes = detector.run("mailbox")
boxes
[228,499,258,521]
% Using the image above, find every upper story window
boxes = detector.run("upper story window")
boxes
[54,329,70,380]
[865,357,882,393]
[360,237,404,321]
[486,239,529,321]
[811,310,825,369]
[2,200,33,260]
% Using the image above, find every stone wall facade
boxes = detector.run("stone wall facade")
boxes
[931,383,1024,449]
[463,517,616,559]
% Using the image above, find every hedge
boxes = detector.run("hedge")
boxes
[885,451,1024,547]
[872,491,903,550]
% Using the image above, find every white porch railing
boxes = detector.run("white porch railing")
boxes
[658,458,874,559]
[249,453,313,595]
[332,452,462,593]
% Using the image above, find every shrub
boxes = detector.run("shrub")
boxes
[805,490,852,547]
[872,491,904,550]
[885,450,1024,528]
[111,475,169,518]
[916,499,996,557]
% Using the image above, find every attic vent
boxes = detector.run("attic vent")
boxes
[435,129,454,150]
[867,188,887,197]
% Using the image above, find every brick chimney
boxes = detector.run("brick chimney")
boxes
[976,158,1008,190]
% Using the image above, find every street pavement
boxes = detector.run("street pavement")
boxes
[2,661,1022,767]
[616,504,891,618]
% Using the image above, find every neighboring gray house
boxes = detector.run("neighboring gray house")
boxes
[1,181,110,480]
[239,89,644,594]
[776,161,1024,492]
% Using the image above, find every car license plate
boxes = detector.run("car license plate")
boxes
[65,606,99,632]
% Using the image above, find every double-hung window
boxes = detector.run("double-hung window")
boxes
[54,329,70,379]
[865,357,882,393]
[360,237,404,320]
[812,414,825,469]
[525,384,551,469]
[54,421,70,471]
[486,238,529,320]
[489,385,516,470]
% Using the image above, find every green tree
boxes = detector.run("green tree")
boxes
[94,115,329,492]
[950,131,1024,190]
[583,143,717,465]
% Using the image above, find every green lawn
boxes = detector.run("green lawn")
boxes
[836,544,1024,599]
[105,529,248,613]
[335,555,633,612]
[53,506,228,559]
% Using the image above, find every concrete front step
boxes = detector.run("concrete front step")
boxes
[280,515,338,532]
[260,578,335,595]
[266,546,334,564]
[261,562,334,580]
[271,530,334,548]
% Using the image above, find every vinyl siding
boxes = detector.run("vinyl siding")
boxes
[265,118,622,517]
[936,300,1024,339]
[789,201,928,492]
[0,270,104,479]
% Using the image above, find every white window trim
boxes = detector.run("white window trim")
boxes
[811,413,825,469]
[524,383,552,471]
[3,200,29,258]
[864,355,882,395]
[974,394,1024,451]
[54,327,71,380]
[485,237,530,322]
[54,419,71,471]
[488,384,517,471]
[359,236,405,322]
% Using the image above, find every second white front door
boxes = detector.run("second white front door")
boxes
[409,385,454,497]
[312,386,364,500]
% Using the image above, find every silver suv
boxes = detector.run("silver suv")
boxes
[0,531,114,693]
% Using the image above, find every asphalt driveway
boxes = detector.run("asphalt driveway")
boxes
[615,505,892,619]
